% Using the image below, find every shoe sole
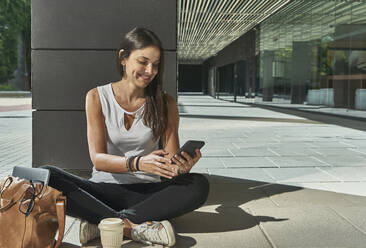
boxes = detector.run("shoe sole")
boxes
[161,220,176,247]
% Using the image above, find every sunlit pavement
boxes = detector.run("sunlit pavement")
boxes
[2,95,366,247]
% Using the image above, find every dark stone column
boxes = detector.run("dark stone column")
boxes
[262,50,274,101]
[31,0,177,174]
[290,41,312,104]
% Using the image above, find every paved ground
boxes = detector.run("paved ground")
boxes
[1,95,366,247]
[179,94,366,196]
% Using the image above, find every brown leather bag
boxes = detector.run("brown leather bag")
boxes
[0,176,66,248]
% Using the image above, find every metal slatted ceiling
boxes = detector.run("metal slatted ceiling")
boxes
[177,0,290,64]
[260,0,366,51]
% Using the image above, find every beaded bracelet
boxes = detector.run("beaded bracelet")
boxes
[128,156,137,172]
[125,156,131,172]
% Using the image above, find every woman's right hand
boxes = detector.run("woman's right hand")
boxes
[139,150,178,179]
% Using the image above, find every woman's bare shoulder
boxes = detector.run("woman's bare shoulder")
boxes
[86,87,101,110]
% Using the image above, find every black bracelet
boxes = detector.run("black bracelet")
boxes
[135,156,142,171]
[128,156,137,172]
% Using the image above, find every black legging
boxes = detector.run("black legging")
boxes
[42,165,209,224]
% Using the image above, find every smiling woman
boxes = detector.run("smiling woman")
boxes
[41,27,209,247]
[115,28,167,139]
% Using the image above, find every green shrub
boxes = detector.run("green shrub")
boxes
[0,83,19,91]
[0,0,31,84]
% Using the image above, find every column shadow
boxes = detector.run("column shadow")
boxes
[170,174,301,247]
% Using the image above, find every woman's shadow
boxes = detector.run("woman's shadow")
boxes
[169,174,300,247]
[61,174,300,248]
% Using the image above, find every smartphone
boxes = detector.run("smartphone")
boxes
[175,140,205,159]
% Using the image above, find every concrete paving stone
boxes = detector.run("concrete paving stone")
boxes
[0,97,31,106]
[342,134,366,140]
[203,138,245,144]
[195,157,225,169]
[267,156,329,167]
[62,217,81,246]
[220,157,277,168]
[251,207,366,248]
[190,167,209,174]
[348,148,366,156]
[244,132,277,138]
[207,174,267,186]
[267,147,321,156]
[241,137,282,143]
[263,167,340,183]
[0,110,32,117]
[231,142,281,149]
[209,168,276,183]
[331,207,366,234]
[341,140,366,148]
[230,148,278,157]
[320,182,366,197]
[312,148,365,156]
[307,141,356,148]
[201,143,238,150]
[268,142,316,148]
[311,137,355,143]
[202,148,234,157]
[204,137,246,143]
[182,106,303,120]
[312,155,366,167]
[0,153,14,161]
[285,182,334,192]
[270,137,318,142]
[320,167,366,181]
[171,205,272,248]
[259,184,366,207]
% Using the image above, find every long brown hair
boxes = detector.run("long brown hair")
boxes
[116,27,167,140]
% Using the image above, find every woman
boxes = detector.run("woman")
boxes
[43,27,209,247]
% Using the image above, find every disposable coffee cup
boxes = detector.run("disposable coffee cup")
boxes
[98,218,124,248]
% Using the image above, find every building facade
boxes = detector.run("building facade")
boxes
[203,0,366,111]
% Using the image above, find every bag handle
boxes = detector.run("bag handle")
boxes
[0,183,30,212]
[53,195,66,248]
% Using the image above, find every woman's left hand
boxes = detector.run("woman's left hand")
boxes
[171,149,202,174]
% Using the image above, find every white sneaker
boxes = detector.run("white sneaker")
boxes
[131,220,176,247]
[79,220,100,244]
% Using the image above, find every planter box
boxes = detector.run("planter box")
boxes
[355,89,366,110]
[307,89,334,106]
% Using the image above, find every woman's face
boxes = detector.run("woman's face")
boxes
[121,45,160,88]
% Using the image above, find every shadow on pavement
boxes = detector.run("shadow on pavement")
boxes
[171,175,299,246]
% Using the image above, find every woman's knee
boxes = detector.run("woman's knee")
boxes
[39,165,70,189]
[187,173,210,206]
[40,165,62,175]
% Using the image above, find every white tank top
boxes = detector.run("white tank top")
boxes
[89,83,161,184]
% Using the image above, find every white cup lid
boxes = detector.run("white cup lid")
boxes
[98,218,123,230]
